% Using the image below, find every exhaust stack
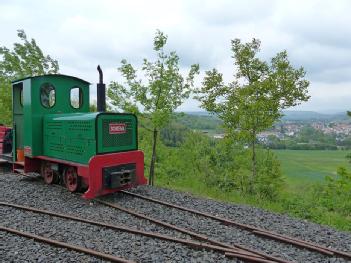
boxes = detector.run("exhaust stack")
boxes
[97,65,106,112]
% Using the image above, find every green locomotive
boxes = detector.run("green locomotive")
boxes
[0,67,147,198]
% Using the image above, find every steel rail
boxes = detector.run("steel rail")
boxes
[0,202,271,263]
[96,199,293,263]
[0,225,134,263]
[121,191,351,260]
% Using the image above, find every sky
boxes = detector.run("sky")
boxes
[1,0,350,113]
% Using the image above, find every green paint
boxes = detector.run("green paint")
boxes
[43,113,97,164]
[12,75,90,157]
[97,114,137,154]
[12,74,138,164]
[12,82,24,154]
[43,113,137,164]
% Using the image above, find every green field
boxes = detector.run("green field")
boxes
[274,150,349,186]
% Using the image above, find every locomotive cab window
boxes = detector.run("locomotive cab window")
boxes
[40,83,56,108]
[70,87,83,109]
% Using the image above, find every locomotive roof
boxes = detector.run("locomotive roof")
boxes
[12,74,90,85]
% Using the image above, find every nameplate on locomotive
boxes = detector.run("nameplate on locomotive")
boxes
[109,123,127,134]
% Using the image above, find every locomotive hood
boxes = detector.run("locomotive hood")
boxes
[43,112,138,164]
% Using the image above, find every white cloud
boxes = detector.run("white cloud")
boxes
[0,0,350,112]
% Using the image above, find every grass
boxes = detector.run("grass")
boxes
[274,150,349,192]
[273,150,351,230]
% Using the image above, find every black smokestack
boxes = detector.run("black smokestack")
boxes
[97,65,106,112]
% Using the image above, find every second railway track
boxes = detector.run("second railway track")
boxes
[120,190,351,260]
[97,188,350,263]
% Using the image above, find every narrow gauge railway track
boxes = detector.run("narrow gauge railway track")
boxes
[0,225,133,263]
[0,201,276,263]
[96,200,292,263]
[119,191,351,261]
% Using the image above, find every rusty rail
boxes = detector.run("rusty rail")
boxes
[0,202,274,263]
[121,191,351,260]
[96,200,292,263]
[0,225,134,263]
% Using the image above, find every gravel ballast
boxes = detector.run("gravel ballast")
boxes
[105,191,348,263]
[1,169,350,262]
[0,171,237,263]
[126,186,351,253]
[0,232,103,263]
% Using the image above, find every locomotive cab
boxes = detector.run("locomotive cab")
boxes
[11,74,90,160]
[5,71,146,198]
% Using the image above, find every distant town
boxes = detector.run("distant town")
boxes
[258,121,351,142]
[204,111,351,150]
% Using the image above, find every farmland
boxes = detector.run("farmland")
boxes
[274,150,349,187]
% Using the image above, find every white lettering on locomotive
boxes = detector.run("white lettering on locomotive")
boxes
[109,123,127,134]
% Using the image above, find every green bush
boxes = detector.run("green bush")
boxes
[255,151,283,199]
[315,167,351,215]
[159,132,285,200]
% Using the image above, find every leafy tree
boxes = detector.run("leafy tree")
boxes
[296,125,335,145]
[173,113,224,131]
[265,135,286,149]
[90,101,97,112]
[160,121,189,147]
[0,30,59,125]
[196,38,309,192]
[108,30,199,185]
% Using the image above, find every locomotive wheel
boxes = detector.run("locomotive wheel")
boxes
[64,166,81,192]
[41,162,58,184]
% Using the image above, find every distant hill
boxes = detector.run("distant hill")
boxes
[183,111,211,116]
[182,110,349,122]
[281,111,348,121]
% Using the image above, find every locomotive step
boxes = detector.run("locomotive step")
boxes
[14,161,24,166]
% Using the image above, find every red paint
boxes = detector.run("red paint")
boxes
[0,125,11,154]
[42,162,55,184]
[0,125,11,136]
[82,150,147,199]
[36,156,88,174]
[23,157,46,174]
[64,167,79,192]
[109,123,127,134]
[29,151,146,199]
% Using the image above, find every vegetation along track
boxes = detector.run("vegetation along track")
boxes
[109,190,351,261]
[1,201,275,263]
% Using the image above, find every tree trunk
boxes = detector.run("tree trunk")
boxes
[250,132,257,193]
[149,128,158,186]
